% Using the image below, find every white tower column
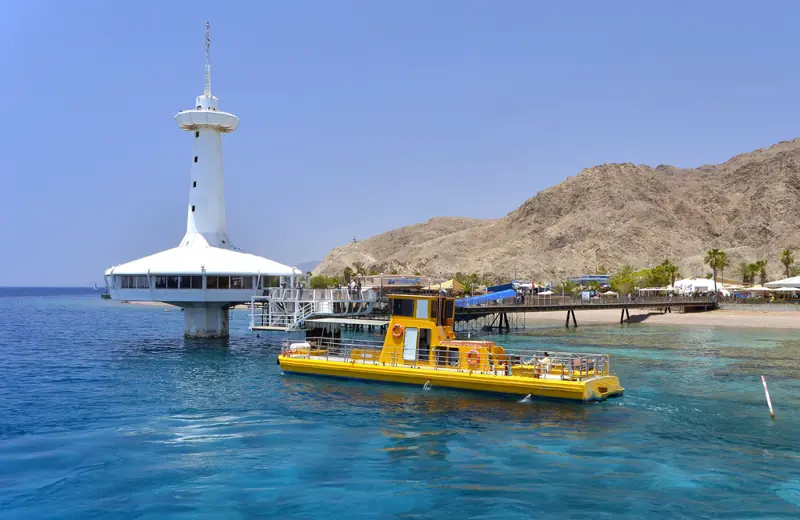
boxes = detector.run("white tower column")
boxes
[174,22,239,338]
[174,22,239,250]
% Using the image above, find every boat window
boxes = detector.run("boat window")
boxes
[430,300,438,321]
[218,276,230,289]
[403,327,418,362]
[206,276,218,289]
[242,276,254,289]
[155,276,167,289]
[178,276,190,288]
[435,347,460,367]
[167,276,179,289]
[419,328,431,362]
[445,300,455,319]
[231,276,244,289]
[190,276,203,289]
[415,299,429,319]
[391,298,414,317]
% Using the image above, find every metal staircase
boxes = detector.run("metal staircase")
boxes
[249,288,377,331]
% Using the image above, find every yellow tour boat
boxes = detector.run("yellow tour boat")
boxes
[278,294,624,402]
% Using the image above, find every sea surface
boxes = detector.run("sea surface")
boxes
[1,288,799,519]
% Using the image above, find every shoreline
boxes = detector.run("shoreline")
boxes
[521,308,800,330]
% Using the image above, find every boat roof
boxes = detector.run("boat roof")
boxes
[105,245,300,276]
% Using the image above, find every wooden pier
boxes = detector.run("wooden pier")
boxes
[455,295,717,332]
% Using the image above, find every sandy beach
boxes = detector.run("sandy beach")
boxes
[523,308,800,330]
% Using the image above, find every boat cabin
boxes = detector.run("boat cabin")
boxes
[379,294,505,372]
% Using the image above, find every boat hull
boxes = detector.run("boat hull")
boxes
[278,356,624,402]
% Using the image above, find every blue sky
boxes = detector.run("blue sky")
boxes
[3,1,800,286]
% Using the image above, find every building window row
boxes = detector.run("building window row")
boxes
[206,276,254,290]
[119,275,150,289]
[117,275,264,290]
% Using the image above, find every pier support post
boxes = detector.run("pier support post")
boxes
[183,305,229,338]
[565,310,577,328]
[620,309,625,324]
[626,309,630,321]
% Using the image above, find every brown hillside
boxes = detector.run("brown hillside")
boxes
[314,139,800,281]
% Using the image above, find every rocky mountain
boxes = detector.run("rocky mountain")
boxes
[314,139,800,281]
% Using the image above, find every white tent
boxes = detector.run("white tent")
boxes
[765,276,800,289]
[773,287,799,293]
[673,278,724,294]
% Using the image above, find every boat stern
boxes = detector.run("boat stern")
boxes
[583,375,624,402]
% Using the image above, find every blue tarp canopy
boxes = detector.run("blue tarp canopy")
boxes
[456,288,517,308]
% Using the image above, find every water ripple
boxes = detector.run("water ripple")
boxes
[0,292,799,518]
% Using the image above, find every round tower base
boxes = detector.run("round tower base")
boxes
[183,305,230,339]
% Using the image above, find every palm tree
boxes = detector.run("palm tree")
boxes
[661,260,680,287]
[756,259,768,286]
[352,262,366,276]
[704,248,724,293]
[717,251,729,287]
[780,249,795,278]
[736,262,750,285]
[746,263,760,286]
[343,266,354,283]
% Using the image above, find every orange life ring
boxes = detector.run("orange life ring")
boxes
[391,323,404,338]
[467,348,480,369]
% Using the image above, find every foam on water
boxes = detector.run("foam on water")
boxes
[0,289,799,518]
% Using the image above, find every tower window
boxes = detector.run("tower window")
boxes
[193,181,196,188]
[191,205,196,212]
[194,156,198,163]
[195,131,199,138]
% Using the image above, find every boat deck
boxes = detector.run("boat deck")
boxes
[283,353,584,381]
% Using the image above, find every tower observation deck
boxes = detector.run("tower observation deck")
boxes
[104,23,300,338]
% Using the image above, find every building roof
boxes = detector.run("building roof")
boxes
[765,276,800,288]
[428,279,465,292]
[105,245,300,276]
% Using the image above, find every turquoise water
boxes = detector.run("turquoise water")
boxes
[1,290,799,518]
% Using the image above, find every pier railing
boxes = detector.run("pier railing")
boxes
[282,338,612,382]
[457,293,716,309]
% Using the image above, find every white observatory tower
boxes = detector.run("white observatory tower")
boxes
[104,23,300,338]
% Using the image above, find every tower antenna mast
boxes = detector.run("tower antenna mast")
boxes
[204,21,212,97]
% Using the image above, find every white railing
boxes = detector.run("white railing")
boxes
[281,338,613,382]
[249,287,378,331]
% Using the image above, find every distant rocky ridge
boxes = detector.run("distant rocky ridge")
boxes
[314,139,800,281]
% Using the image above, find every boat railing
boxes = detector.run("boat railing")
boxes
[282,338,612,382]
